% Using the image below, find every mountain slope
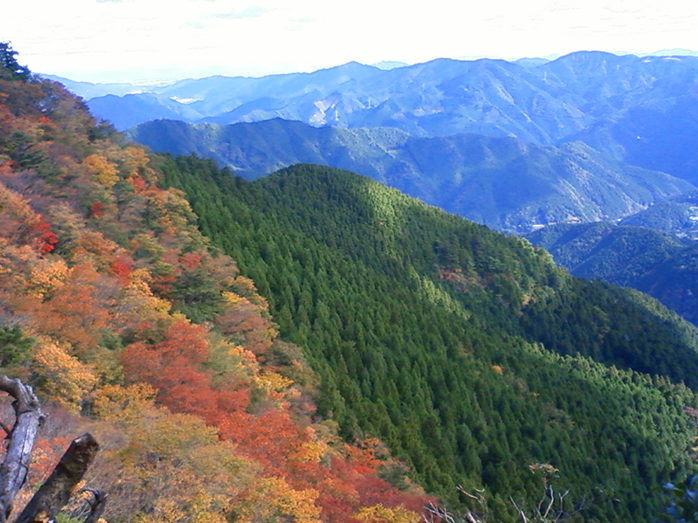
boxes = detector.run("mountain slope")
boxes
[533,51,698,117]
[161,158,698,521]
[527,221,698,324]
[129,118,693,232]
[0,50,432,523]
[526,222,687,284]
[563,95,698,185]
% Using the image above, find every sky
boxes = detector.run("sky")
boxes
[2,0,698,84]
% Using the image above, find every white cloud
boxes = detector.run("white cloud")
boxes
[208,6,267,19]
[1,0,697,82]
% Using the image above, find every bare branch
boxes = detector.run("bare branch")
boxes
[510,496,529,523]
[464,511,481,523]
[456,486,488,522]
[540,484,554,519]
[423,502,458,523]
[0,376,46,523]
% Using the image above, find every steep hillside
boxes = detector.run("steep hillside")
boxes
[618,191,698,237]
[129,118,692,232]
[0,48,430,523]
[528,222,698,324]
[162,158,698,522]
[562,95,698,185]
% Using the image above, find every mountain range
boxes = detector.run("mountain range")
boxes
[127,118,693,232]
[49,50,698,235]
[64,51,698,161]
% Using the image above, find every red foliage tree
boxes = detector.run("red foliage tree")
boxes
[109,255,133,284]
[30,219,58,254]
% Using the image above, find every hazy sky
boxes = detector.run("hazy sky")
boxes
[3,0,698,83]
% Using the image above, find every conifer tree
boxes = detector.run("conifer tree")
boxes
[0,42,31,81]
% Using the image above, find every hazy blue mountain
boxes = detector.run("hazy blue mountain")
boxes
[87,62,383,130]
[128,118,693,232]
[532,52,689,116]
[87,93,204,130]
[536,52,698,184]
[85,51,698,158]
[172,57,586,144]
[562,95,698,185]
[340,58,587,143]
[39,74,144,99]
[642,49,698,57]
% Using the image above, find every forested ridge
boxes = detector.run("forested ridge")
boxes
[161,157,698,522]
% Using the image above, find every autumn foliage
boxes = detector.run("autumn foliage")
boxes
[0,65,430,521]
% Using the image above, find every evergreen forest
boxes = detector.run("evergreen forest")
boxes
[161,157,698,522]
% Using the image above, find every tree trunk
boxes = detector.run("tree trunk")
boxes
[15,433,100,523]
[0,376,45,523]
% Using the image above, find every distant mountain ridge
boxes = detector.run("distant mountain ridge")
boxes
[74,51,698,149]
[128,118,693,232]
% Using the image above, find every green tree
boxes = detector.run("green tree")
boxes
[0,42,31,81]
[0,325,34,375]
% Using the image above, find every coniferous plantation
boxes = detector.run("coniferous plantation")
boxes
[3,44,698,523]
[161,157,698,522]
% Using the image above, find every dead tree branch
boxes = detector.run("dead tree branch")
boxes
[81,488,108,523]
[0,376,46,523]
[423,501,480,523]
[15,433,100,523]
